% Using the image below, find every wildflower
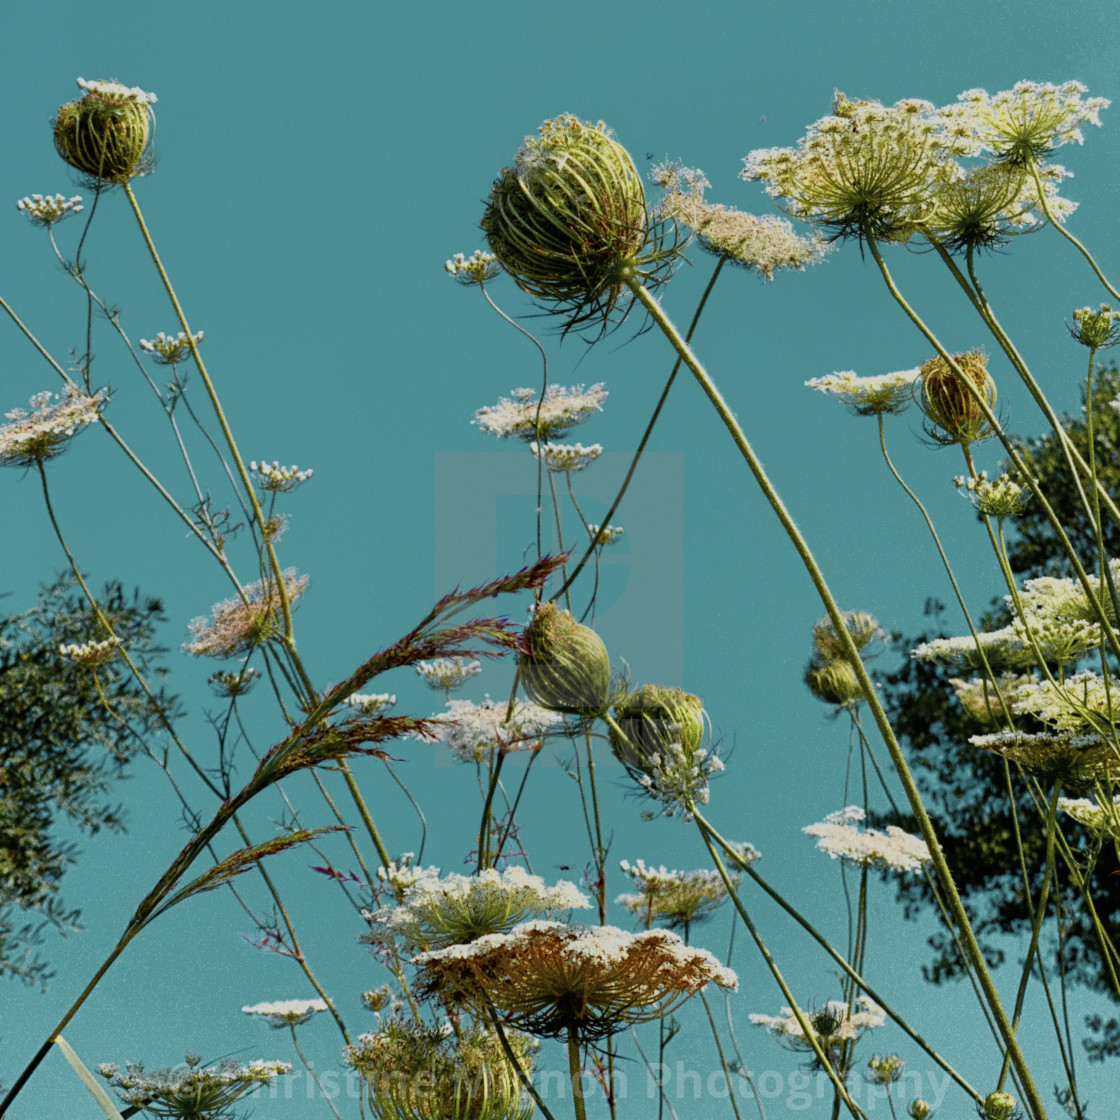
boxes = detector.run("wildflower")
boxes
[482,115,675,334]
[344,1019,533,1120]
[804,807,932,873]
[587,523,624,546]
[1010,670,1118,732]
[1059,795,1120,841]
[742,92,963,243]
[250,459,313,492]
[361,985,394,1013]
[347,692,397,715]
[364,866,589,952]
[909,1100,932,1120]
[139,330,204,364]
[474,383,607,441]
[530,440,602,472]
[635,741,725,820]
[947,81,1108,165]
[0,388,106,468]
[98,1055,289,1118]
[16,193,83,225]
[950,673,1033,726]
[609,684,705,771]
[811,611,884,661]
[208,666,260,697]
[376,853,441,896]
[867,1054,905,1084]
[415,920,736,1042]
[750,995,886,1050]
[414,657,481,692]
[956,470,1032,518]
[59,637,119,668]
[918,350,997,446]
[54,77,156,184]
[969,729,1120,786]
[1071,304,1120,349]
[805,659,862,706]
[654,161,827,278]
[805,368,920,417]
[445,249,501,285]
[616,860,737,928]
[417,695,561,763]
[242,998,329,1027]
[184,570,308,658]
[924,163,1038,251]
[982,1090,1018,1120]
[519,601,612,717]
[911,628,1033,672]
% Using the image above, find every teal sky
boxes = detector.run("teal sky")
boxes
[2,2,1119,1117]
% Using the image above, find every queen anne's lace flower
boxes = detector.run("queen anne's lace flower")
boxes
[415,920,736,1042]
[969,729,1120,786]
[414,657,481,692]
[139,330,204,365]
[616,860,738,928]
[0,389,106,468]
[445,250,501,285]
[636,741,724,821]
[417,695,561,763]
[804,807,931,873]
[250,460,313,492]
[530,440,602,472]
[750,995,886,1048]
[474,384,607,441]
[16,193,83,225]
[587,523,624,547]
[805,369,920,417]
[59,637,119,668]
[242,998,328,1027]
[956,471,1032,518]
[347,692,397,715]
[1059,795,1120,840]
[365,867,589,952]
[376,853,441,896]
[184,570,308,658]
[98,1056,289,1117]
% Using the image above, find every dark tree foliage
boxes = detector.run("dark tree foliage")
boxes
[872,365,1120,1062]
[0,576,176,988]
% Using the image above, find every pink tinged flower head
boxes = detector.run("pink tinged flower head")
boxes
[184,570,308,658]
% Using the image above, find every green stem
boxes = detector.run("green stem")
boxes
[568,1030,588,1120]
[487,1007,558,1120]
[625,273,1044,1117]
[700,990,744,1120]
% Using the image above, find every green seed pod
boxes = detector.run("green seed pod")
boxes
[982,1091,1017,1120]
[919,349,996,446]
[54,79,155,185]
[804,659,863,706]
[811,611,882,661]
[519,602,611,717]
[482,115,667,333]
[609,684,704,772]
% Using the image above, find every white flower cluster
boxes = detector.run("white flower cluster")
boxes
[956,470,1032,518]
[78,76,157,103]
[414,657,481,692]
[475,383,607,441]
[0,388,106,468]
[1010,670,1118,732]
[417,695,562,763]
[617,860,736,925]
[750,995,886,1044]
[804,807,931,873]
[375,852,440,896]
[367,866,589,951]
[59,637,119,667]
[139,330,204,364]
[530,440,602,472]
[1059,795,1120,840]
[16,193,83,225]
[445,250,501,285]
[806,368,921,417]
[587,523,624,547]
[911,627,1032,672]
[347,692,397,715]
[242,998,328,1027]
[637,742,725,821]
[97,1057,289,1111]
[250,459,313,492]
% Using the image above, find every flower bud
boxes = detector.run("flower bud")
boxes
[908,1101,931,1120]
[519,602,611,717]
[811,611,882,661]
[54,78,156,184]
[983,1091,1017,1120]
[918,350,996,446]
[482,115,661,332]
[609,684,704,772]
[804,659,863,706]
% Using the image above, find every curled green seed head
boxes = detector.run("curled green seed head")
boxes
[54,78,155,185]
[519,602,611,718]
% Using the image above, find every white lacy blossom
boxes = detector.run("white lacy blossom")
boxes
[616,860,736,927]
[531,440,602,472]
[139,330,204,364]
[347,692,397,715]
[805,369,920,416]
[16,193,83,225]
[365,867,589,951]
[445,250,500,284]
[414,657,481,692]
[0,388,106,467]
[77,77,157,103]
[59,637,119,667]
[242,998,328,1027]
[475,384,607,441]
[1059,795,1120,840]
[804,807,931,873]
[375,853,441,895]
[587,523,624,546]
[250,460,313,492]
[750,995,886,1045]
[417,695,561,762]
[636,742,724,821]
